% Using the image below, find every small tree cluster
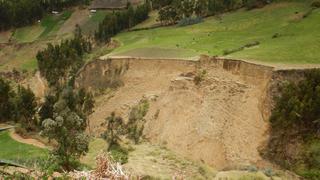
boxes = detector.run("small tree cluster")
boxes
[266,69,320,179]
[37,25,92,87]
[0,77,38,131]
[95,2,151,43]
[127,99,149,144]
[41,87,95,171]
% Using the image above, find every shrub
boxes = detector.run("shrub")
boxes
[109,145,128,164]
[311,1,320,8]
[300,169,320,180]
[194,70,207,85]
[245,0,268,10]
[263,168,274,177]
[266,69,320,179]
[307,141,320,168]
[223,41,260,55]
[127,99,149,144]
[15,126,28,138]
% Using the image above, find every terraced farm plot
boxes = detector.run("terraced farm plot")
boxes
[12,10,73,43]
[113,2,320,64]
[13,24,44,43]
[40,10,73,38]
[81,10,110,35]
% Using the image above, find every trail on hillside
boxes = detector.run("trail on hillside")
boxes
[9,130,47,149]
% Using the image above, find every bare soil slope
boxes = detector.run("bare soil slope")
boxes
[76,56,274,170]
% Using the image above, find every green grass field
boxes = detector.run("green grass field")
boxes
[112,2,320,64]
[39,10,73,38]
[13,25,44,43]
[12,10,73,43]
[0,131,47,167]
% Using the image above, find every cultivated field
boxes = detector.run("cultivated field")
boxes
[112,2,320,64]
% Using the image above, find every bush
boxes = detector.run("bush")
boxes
[223,41,260,55]
[311,1,320,8]
[109,145,128,164]
[245,0,268,10]
[266,69,320,179]
[307,141,320,168]
[127,99,149,143]
[194,70,207,85]
[15,126,28,138]
[300,169,320,180]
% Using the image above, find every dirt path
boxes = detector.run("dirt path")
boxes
[9,130,47,149]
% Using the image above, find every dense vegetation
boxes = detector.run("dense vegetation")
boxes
[0,0,89,31]
[41,87,94,171]
[154,0,269,25]
[102,99,149,163]
[265,70,320,179]
[0,78,38,131]
[94,2,151,43]
[37,25,92,87]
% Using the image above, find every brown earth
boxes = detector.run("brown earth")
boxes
[75,56,278,170]
[57,8,90,37]
[22,71,48,99]
[9,129,47,149]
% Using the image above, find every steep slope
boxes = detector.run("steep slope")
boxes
[75,56,274,170]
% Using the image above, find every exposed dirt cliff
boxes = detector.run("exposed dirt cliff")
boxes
[74,56,309,170]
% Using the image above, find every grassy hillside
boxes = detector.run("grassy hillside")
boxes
[12,10,73,43]
[0,9,109,71]
[112,2,320,64]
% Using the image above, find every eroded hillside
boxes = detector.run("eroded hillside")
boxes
[75,56,281,170]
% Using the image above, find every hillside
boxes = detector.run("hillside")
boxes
[112,1,320,64]
[0,0,320,179]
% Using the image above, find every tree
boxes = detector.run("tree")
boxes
[15,86,37,131]
[0,78,14,122]
[39,94,57,122]
[41,88,89,171]
[194,0,208,17]
[103,112,125,150]
[37,26,91,87]
[158,5,180,25]
[208,0,225,14]
[95,2,151,43]
[244,0,268,10]
[151,0,173,9]
[181,0,195,18]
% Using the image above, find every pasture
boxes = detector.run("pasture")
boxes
[112,2,320,64]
